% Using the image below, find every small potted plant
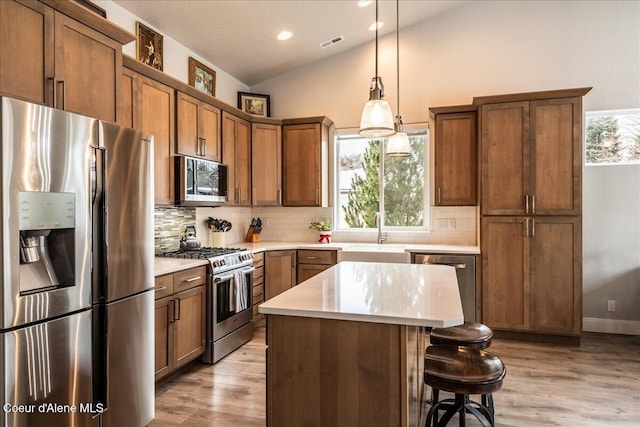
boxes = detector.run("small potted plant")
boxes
[309,219,332,243]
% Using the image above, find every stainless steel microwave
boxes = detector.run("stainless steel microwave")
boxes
[176,156,228,205]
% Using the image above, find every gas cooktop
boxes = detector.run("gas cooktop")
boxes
[156,247,253,274]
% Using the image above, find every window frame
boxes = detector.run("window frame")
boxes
[585,109,640,166]
[333,123,430,232]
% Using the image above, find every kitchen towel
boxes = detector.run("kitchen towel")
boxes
[233,270,248,312]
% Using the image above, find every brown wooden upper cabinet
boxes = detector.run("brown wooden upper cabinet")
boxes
[222,111,251,205]
[430,106,477,206]
[480,96,583,216]
[121,67,175,205]
[252,123,282,206]
[0,0,133,123]
[282,117,333,207]
[176,91,221,161]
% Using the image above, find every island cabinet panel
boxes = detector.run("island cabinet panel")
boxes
[176,91,221,161]
[432,109,477,206]
[267,315,405,427]
[222,111,252,205]
[265,250,296,300]
[251,123,282,206]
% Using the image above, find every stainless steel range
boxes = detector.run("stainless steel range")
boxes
[157,247,254,363]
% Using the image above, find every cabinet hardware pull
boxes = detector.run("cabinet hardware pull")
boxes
[438,187,442,204]
[305,256,317,260]
[169,299,176,323]
[184,276,202,283]
[174,298,181,320]
[525,195,530,214]
[531,194,536,214]
[155,286,167,291]
[202,138,207,156]
[277,189,282,204]
[48,77,56,108]
[315,188,319,205]
[531,218,535,238]
[58,80,66,110]
[525,218,530,237]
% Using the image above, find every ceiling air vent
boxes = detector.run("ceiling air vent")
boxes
[319,35,344,49]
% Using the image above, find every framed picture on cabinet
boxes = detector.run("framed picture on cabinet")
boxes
[136,22,163,71]
[188,57,216,97]
[237,92,271,117]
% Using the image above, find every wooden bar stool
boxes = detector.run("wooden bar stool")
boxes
[428,322,495,413]
[423,345,505,427]
[429,322,493,349]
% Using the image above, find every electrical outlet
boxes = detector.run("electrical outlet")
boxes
[607,300,616,312]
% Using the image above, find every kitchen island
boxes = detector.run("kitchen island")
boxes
[258,261,463,427]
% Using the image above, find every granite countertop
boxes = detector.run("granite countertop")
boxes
[258,261,464,328]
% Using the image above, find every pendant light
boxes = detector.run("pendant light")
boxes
[359,0,395,138]
[386,0,411,157]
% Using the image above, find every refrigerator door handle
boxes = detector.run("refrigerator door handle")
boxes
[91,145,107,303]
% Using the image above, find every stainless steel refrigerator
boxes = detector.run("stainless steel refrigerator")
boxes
[0,97,155,427]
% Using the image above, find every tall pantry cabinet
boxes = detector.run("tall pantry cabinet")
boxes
[478,88,590,341]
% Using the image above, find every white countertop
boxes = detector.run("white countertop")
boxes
[155,257,208,276]
[258,261,464,328]
[232,241,480,255]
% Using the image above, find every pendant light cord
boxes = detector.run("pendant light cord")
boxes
[396,0,400,117]
[375,0,379,78]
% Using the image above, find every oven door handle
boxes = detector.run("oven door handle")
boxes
[214,267,255,283]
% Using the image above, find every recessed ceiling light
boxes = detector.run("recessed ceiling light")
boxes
[277,31,293,41]
[358,0,373,7]
[368,21,383,31]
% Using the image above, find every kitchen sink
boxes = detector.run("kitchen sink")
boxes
[338,244,410,263]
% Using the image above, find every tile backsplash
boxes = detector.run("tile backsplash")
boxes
[155,205,478,250]
[154,207,196,253]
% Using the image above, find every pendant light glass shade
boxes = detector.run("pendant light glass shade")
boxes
[358,0,396,138]
[387,116,411,156]
[360,78,395,137]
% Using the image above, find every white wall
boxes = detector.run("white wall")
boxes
[97,1,249,106]
[253,0,640,328]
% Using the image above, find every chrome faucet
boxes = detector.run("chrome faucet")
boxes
[374,212,387,244]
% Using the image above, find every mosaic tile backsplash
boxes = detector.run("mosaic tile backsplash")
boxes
[154,207,196,253]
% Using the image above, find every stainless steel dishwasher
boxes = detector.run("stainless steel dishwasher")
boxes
[413,254,476,322]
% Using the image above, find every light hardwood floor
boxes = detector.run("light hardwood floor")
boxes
[150,328,640,427]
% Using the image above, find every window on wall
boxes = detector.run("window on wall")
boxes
[586,110,640,165]
[335,126,429,230]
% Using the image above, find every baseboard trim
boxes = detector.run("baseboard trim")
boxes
[583,317,640,335]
